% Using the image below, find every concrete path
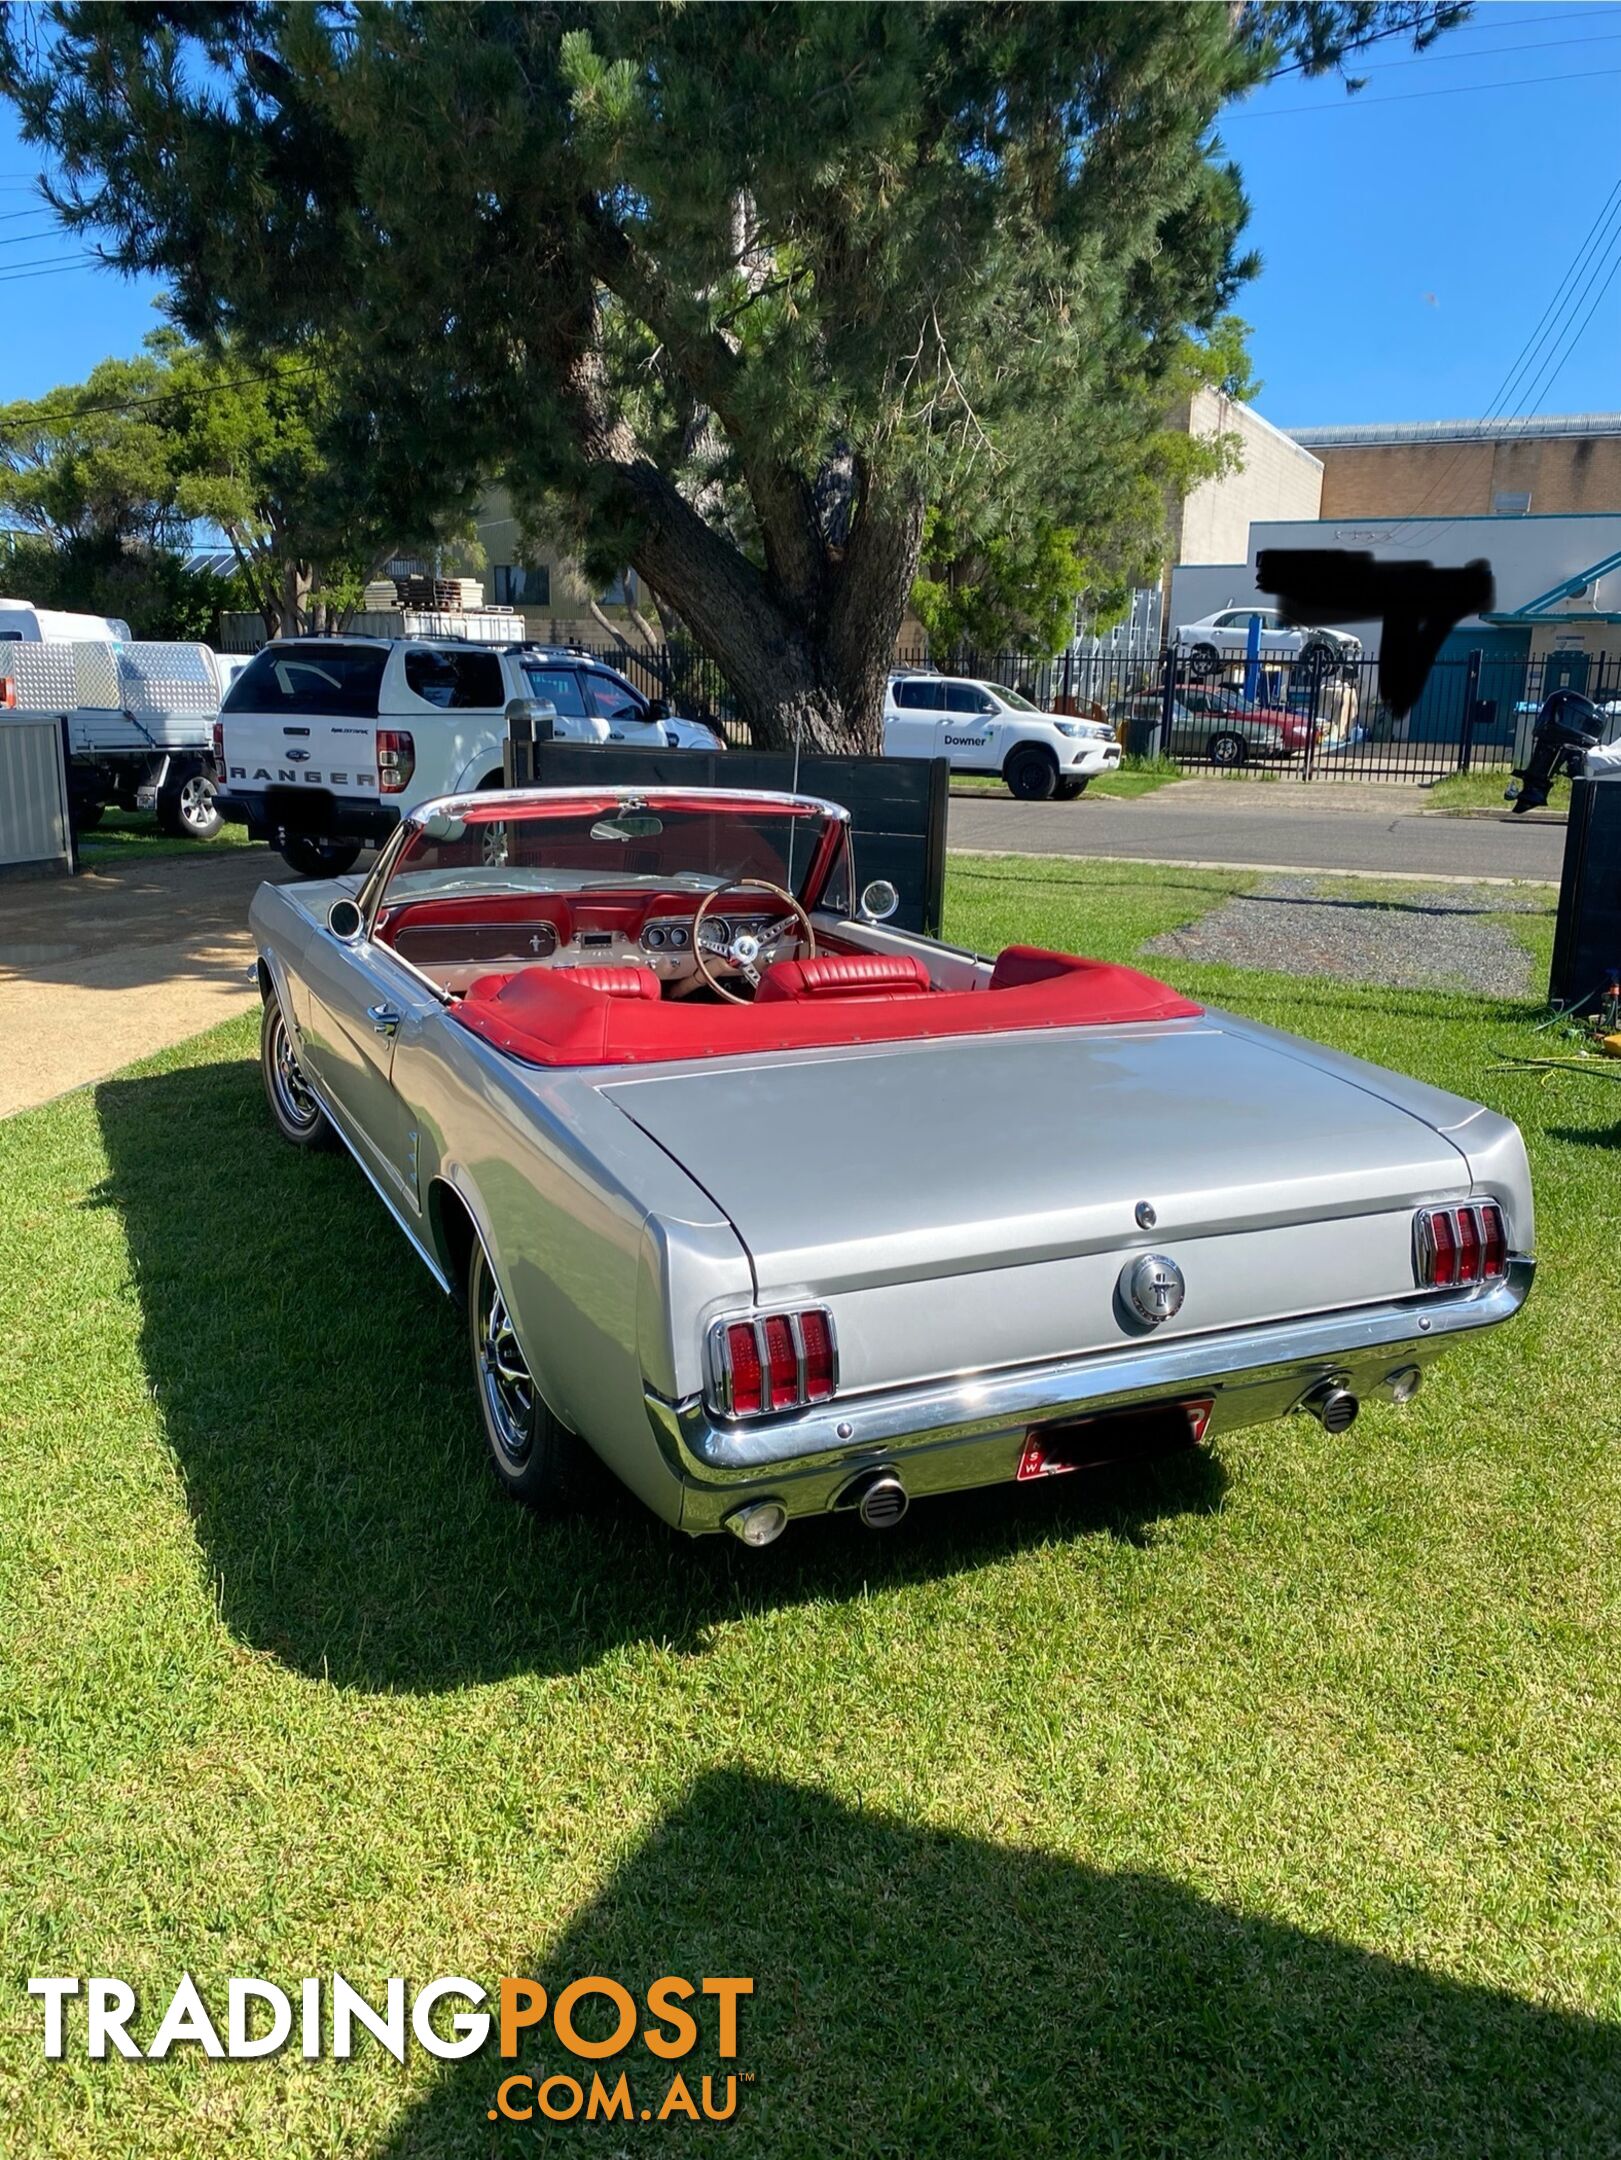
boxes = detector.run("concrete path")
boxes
[948,783,1567,883]
[0,848,289,1118]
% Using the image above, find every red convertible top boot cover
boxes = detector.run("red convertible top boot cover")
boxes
[452,946,1201,1067]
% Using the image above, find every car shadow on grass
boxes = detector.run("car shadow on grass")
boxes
[368,1768,1621,2158]
[93,1054,1226,1693]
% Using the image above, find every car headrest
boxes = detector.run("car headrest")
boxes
[755,953,934,1003]
[553,966,662,1000]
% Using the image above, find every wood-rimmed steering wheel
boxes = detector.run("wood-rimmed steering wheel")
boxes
[692,878,816,1002]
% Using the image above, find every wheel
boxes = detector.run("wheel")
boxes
[1004,746,1059,801]
[260,993,335,1149]
[1053,777,1088,800]
[156,761,222,840]
[1300,637,1342,678]
[1187,642,1221,678]
[1207,731,1249,768]
[277,834,363,878]
[70,797,105,832]
[468,1239,588,1512]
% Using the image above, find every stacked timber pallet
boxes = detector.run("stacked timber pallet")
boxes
[392,574,485,611]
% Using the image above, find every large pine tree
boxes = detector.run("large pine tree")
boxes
[3,3,1462,746]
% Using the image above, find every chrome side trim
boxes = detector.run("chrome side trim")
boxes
[663,1259,1533,1481]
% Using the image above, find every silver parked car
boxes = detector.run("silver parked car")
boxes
[250,786,1533,1543]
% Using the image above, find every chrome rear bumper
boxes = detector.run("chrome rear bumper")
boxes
[645,1261,1532,1534]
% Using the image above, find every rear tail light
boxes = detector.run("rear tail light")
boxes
[1414,1201,1508,1288]
[211,717,224,772]
[0,676,15,710]
[376,728,416,795]
[708,1308,839,1420]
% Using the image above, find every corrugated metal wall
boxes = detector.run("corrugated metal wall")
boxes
[0,716,73,873]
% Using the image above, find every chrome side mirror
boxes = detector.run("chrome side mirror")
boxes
[327,897,364,943]
[858,879,900,923]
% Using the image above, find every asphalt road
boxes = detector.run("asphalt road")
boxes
[947,791,1568,883]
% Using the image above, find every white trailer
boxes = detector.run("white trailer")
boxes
[0,639,225,839]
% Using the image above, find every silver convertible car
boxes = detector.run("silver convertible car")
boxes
[250,785,1533,1544]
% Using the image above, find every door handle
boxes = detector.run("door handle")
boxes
[368,1003,401,1037]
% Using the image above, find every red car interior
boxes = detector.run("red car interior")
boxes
[450,941,1201,1067]
[754,954,934,1003]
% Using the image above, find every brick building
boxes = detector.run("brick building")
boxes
[1289,413,1621,520]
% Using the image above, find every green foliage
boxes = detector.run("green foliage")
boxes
[0,530,245,641]
[1,3,1466,740]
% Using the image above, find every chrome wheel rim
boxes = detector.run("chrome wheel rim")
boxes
[179,774,216,832]
[269,1012,320,1130]
[478,1263,535,1470]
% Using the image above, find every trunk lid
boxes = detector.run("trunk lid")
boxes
[603,1023,1472,1390]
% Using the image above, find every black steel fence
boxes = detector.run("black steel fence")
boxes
[220,615,1616,781]
[894,641,1621,782]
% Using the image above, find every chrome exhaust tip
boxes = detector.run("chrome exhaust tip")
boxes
[855,1473,909,1531]
[1304,1384,1359,1435]
[725,1499,788,1547]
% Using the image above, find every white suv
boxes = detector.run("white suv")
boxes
[215,640,723,876]
[883,673,1122,799]
[1173,608,1360,679]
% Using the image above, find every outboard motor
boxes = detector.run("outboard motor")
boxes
[1507,688,1604,813]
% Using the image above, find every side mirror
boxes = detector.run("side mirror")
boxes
[858,879,900,923]
[648,697,669,722]
[327,897,364,943]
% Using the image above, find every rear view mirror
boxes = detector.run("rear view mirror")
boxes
[859,879,900,923]
[327,897,364,942]
[590,813,665,843]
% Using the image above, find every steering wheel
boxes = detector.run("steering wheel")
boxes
[692,878,816,1002]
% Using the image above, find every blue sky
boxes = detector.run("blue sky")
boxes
[2,3,1620,433]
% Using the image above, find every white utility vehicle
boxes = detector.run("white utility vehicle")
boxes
[1172,608,1361,678]
[0,596,133,643]
[0,638,226,838]
[884,671,1121,799]
[214,638,725,875]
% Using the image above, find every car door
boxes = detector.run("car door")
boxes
[581,664,662,745]
[938,682,999,768]
[1257,608,1297,659]
[299,924,440,1216]
[884,678,942,758]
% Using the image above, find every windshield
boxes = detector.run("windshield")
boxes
[380,801,837,907]
[989,684,1041,713]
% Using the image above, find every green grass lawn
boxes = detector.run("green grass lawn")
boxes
[77,807,260,865]
[1423,770,1556,818]
[951,753,1184,802]
[2,856,1618,2156]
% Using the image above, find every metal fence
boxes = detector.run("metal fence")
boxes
[212,612,1614,781]
[897,641,1621,782]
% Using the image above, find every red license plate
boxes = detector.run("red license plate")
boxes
[1017,1398,1213,1482]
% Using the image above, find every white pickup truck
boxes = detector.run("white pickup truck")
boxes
[214,637,725,874]
[883,671,1122,799]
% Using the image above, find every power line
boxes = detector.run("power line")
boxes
[1337,23,1621,72]
[0,225,74,249]
[0,262,93,289]
[0,358,325,431]
[1231,61,1621,117]
[0,251,91,275]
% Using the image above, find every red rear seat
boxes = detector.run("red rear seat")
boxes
[755,953,933,1003]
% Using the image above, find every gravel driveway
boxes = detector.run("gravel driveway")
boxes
[1143,875,1550,996]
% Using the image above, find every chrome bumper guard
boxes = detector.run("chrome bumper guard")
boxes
[645,1261,1533,1534]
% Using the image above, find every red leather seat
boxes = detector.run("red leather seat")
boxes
[555,966,662,1000]
[755,953,934,1003]
[462,964,659,1008]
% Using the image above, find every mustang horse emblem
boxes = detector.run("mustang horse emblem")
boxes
[1122,1253,1186,1326]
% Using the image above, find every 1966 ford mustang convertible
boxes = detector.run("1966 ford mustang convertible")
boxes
[250,784,1533,1543]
